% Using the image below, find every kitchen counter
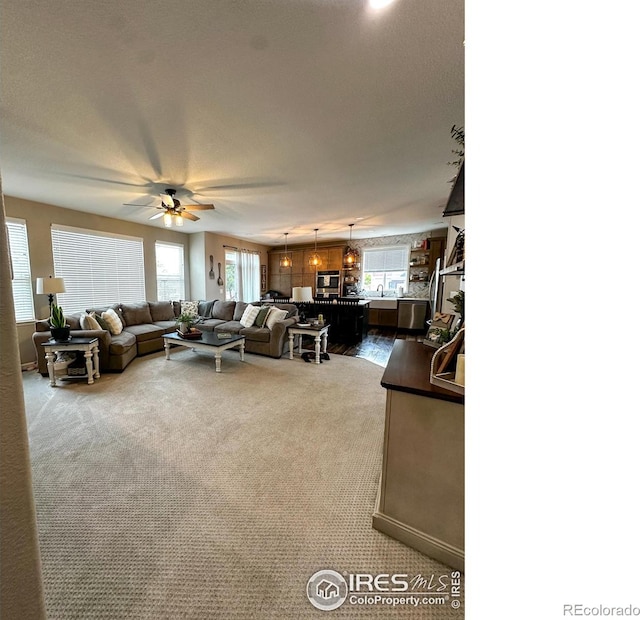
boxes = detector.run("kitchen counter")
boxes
[374,340,464,570]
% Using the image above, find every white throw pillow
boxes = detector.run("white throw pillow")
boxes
[265,308,288,330]
[101,308,124,335]
[181,300,199,318]
[239,304,260,328]
[80,312,101,330]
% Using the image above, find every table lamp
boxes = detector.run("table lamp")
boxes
[36,276,66,315]
[291,286,313,323]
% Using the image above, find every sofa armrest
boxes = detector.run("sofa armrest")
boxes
[268,317,298,358]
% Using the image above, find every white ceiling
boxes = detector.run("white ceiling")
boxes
[0,0,464,246]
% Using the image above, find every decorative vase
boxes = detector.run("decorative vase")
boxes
[178,322,190,333]
[51,326,71,342]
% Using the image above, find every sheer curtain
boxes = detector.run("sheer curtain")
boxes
[237,250,260,302]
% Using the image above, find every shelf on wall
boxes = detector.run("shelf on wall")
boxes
[439,261,465,276]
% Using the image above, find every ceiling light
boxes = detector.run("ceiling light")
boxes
[280,232,292,268]
[175,213,184,227]
[163,212,173,228]
[344,223,358,267]
[308,228,322,267]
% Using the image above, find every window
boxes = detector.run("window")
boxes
[51,224,145,313]
[155,242,185,301]
[6,218,35,322]
[225,250,237,301]
[225,248,260,302]
[362,246,409,294]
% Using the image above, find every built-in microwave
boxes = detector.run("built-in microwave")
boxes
[317,271,341,289]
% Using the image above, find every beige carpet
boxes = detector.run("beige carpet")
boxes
[23,347,464,619]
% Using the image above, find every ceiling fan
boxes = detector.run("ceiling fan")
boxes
[125,188,214,227]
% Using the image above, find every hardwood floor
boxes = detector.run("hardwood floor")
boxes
[300,327,426,367]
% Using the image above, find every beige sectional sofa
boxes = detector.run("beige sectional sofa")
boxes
[32,300,298,375]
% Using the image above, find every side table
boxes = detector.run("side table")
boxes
[42,337,100,387]
[288,324,330,365]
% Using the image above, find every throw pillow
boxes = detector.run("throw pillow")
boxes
[239,304,260,328]
[91,312,110,331]
[180,300,199,318]
[101,308,124,335]
[80,312,101,330]
[253,306,271,328]
[265,308,288,330]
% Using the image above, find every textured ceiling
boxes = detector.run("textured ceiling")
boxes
[0,0,464,245]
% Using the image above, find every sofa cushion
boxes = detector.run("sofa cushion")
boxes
[80,312,101,330]
[254,306,271,328]
[91,312,110,331]
[239,325,271,343]
[233,301,248,321]
[64,312,83,329]
[87,304,125,324]
[102,308,124,335]
[212,300,235,321]
[199,318,227,331]
[214,321,243,335]
[149,301,175,321]
[109,331,137,355]
[153,320,178,333]
[121,302,153,326]
[240,304,260,327]
[265,308,288,330]
[198,300,215,318]
[123,323,165,343]
[181,300,199,317]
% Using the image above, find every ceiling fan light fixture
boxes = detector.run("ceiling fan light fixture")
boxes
[175,212,184,227]
[163,212,173,228]
[308,228,322,267]
[280,232,292,268]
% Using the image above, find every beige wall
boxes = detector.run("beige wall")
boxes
[5,195,191,365]
[191,232,270,302]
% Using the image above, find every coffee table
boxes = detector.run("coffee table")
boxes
[288,324,330,365]
[163,331,245,372]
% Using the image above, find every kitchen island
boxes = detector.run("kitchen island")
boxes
[374,340,464,571]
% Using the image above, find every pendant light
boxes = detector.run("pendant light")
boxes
[308,228,322,267]
[280,232,292,268]
[344,223,357,266]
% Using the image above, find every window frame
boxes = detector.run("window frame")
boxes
[6,218,36,323]
[51,224,146,313]
[155,241,185,302]
[361,245,409,294]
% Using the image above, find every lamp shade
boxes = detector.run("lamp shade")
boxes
[36,276,66,295]
[291,286,313,303]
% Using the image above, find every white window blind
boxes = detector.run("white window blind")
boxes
[6,219,35,322]
[51,225,145,313]
[362,247,409,271]
[155,242,185,301]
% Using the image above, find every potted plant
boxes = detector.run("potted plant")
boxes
[176,313,195,334]
[49,303,71,342]
[447,290,465,333]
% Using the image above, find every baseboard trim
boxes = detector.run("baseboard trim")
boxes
[372,502,464,572]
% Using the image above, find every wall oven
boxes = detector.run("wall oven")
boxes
[316,270,341,298]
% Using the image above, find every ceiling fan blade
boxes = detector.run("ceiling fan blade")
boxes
[182,204,215,211]
[124,202,158,207]
[149,212,165,220]
[181,212,200,222]
[160,193,174,208]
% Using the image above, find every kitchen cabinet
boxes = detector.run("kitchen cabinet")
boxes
[367,308,398,327]
[374,340,464,571]
[269,245,347,293]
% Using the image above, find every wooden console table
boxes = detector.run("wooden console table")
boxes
[374,340,464,571]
